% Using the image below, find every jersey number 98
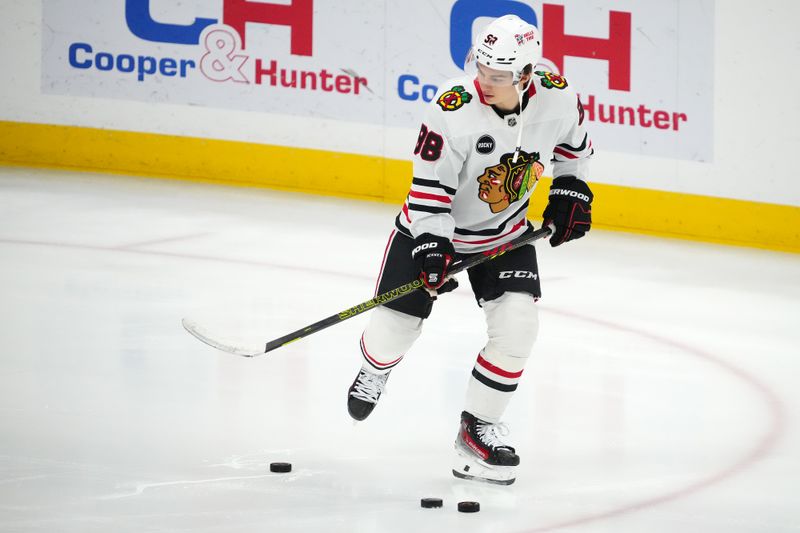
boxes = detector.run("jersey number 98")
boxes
[414,124,444,162]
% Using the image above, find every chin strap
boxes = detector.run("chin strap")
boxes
[511,78,530,164]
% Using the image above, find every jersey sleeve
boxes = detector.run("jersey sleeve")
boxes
[404,103,467,241]
[551,93,593,181]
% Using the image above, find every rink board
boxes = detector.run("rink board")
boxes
[1,120,798,253]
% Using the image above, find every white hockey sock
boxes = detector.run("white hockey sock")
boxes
[464,350,527,422]
[360,306,423,374]
[464,292,539,422]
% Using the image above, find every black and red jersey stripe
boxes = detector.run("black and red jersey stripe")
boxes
[553,133,593,160]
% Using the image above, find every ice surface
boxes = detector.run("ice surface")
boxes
[0,166,798,532]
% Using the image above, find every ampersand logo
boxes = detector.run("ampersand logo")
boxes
[200,25,249,83]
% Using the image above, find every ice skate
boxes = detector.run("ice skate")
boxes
[347,368,390,421]
[452,411,519,485]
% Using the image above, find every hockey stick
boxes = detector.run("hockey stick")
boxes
[182,225,552,357]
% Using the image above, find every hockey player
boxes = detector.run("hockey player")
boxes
[347,15,593,484]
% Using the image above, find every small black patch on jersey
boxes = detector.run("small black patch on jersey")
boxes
[475,135,495,155]
[507,117,517,127]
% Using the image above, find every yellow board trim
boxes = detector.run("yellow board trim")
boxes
[1,120,798,253]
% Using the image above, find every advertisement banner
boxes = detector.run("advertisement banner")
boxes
[42,0,714,161]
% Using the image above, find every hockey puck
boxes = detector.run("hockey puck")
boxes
[420,497,443,509]
[269,462,292,473]
[457,501,480,513]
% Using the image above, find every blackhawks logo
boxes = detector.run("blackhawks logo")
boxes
[437,85,472,111]
[535,71,568,90]
[477,150,544,213]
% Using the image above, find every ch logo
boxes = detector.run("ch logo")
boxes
[484,34,498,45]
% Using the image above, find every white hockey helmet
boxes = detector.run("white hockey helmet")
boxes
[465,15,542,86]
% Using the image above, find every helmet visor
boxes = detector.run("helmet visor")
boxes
[464,47,517,87]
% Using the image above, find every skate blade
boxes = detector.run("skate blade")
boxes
[452,469,515,485]
[452,446,516,485]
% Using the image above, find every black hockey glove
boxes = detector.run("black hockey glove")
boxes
[411,233,458,293]
[542,175,593,247]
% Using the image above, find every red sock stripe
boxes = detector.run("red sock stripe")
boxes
[477,354,523,379]
[361,334,403,369]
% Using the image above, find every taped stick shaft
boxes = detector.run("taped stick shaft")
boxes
[262,226,552,354]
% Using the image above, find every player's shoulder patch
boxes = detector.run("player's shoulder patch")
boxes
[534,71,569,90]
[437,85,473,111]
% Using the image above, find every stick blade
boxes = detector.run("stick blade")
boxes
[181,318,265,358]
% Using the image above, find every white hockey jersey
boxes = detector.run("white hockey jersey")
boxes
[395,71,593,253]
